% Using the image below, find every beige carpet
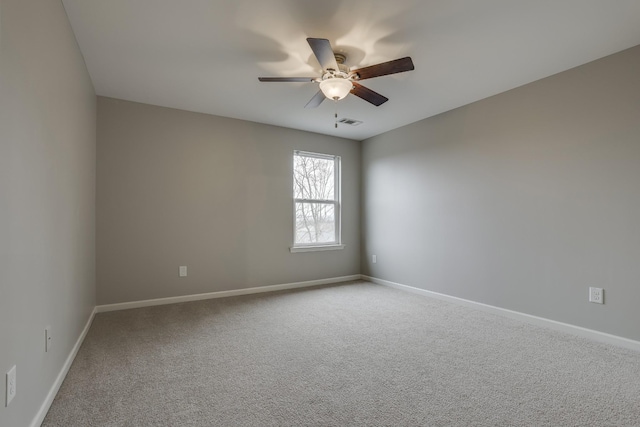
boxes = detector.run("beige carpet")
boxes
[43,281,640,426]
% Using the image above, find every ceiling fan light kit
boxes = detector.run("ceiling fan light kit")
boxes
[319,78,353,100]
[258,38,414,109]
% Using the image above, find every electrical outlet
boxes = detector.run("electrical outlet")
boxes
[589,287,604,304]
[6,365,16,407]
[179,266,187,277]
[45,327,52,352]
[372,255,377,264]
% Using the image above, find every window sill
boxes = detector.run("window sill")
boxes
[290,244,345,253]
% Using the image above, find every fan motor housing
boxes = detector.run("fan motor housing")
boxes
[334,54,350,74]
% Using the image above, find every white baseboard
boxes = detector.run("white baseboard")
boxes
[362,275,640,353]
[96,275,361,313]
[30,307,97,427]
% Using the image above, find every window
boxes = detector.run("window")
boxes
[291,151,343,252]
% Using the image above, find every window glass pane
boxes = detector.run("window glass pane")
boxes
[295,202,335,244]
[293,155,335,201]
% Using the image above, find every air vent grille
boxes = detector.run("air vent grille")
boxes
[338,118,363,126]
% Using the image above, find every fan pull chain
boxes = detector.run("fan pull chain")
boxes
[334,101,338,129]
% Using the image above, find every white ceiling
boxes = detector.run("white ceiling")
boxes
[62,0,640,141]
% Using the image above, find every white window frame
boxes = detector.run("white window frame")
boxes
[291,150,344,253]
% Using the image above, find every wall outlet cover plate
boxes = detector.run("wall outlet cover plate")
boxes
[6,365,16,407]
[589,287,604,304]
[45,326,52,352]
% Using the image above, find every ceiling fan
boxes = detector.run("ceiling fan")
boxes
[258,38,414,108]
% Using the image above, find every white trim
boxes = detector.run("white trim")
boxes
[293,150,335,160]
[295,198,339,205]
[290,244,345,253]
[362,275,640,353]
[30,307,97,427]
[96,275,360,313]
[292,151,342,249]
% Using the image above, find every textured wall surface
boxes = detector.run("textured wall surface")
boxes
[0,1,97,425]
[97,97,360,304]
[361,45,640,341]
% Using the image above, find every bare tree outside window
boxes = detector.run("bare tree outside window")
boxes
[293,151,340,245]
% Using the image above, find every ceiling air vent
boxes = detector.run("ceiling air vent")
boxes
[338,118,363,126]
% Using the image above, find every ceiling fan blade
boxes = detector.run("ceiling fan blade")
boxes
[350,57,414,80]
[304,90,326,108]
[350,82,388,106]
[258,77,316,82]
[307,38,339,71]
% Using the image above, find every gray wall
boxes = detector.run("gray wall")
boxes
[0,1,96,426]
[361,45,640,341]
[97,97,360,305]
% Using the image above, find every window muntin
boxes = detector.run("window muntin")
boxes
[293,151,341,246]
